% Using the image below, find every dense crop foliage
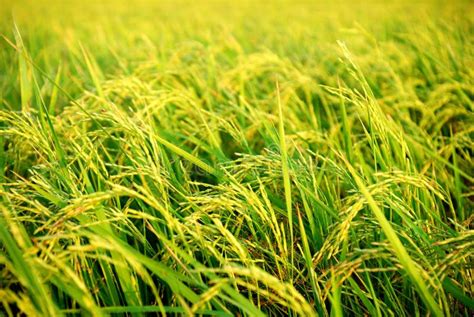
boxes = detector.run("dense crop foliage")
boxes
[0,0,473,316]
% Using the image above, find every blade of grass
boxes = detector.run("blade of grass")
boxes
[340,154,444,317]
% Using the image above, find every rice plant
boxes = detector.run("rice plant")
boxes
[0,0,473,316]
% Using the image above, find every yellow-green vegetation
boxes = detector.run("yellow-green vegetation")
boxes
[0,0,473,316]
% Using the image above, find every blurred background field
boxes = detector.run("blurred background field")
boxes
[2,0,472,109]
[0,0,473,316]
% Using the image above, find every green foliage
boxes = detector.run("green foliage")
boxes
[0,0,473,316]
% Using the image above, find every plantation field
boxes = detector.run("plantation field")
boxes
[0,0,473,316]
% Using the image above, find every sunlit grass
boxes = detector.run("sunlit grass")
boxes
[0,0,473,316]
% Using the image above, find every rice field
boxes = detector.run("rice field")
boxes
[0,0,473,316]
